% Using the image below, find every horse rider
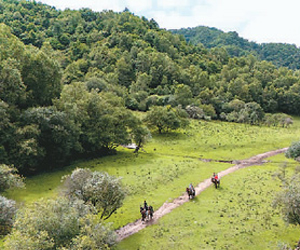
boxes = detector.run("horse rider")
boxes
[149,205,154,217]
[215,174,219,181]
[144,200,148,211]
[149,205,154,213]
[189,183,195,194]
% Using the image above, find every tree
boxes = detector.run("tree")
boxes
[285,141,300,162]
[0,164,24,236]
[0,164,24,192]
[0,196,17,236]
[21,50,62,107]
[20,107,80,172]
[274,172,300,226]
[4,197,116,249]
[174,84,193,108]
[144,106,185,133]
[62,168,126,220]
[0,58,26,107]
[185,105,205,119]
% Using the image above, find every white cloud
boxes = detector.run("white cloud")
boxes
[40,0,125,12]
[125,0,152,13]
[157,0,190,8]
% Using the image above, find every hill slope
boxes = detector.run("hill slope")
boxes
[171,26,300,69]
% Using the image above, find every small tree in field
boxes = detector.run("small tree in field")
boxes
[285,141,300,162]
[0,196,16,235]
[273,166,300,249]
[144,105,188,133]
[62,168,126,220]
[0,164,24,192]
[274,174,300,225]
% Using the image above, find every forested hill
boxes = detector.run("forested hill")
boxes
[0,0,300,174]
[171,26,300,70]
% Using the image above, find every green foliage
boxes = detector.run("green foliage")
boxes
[0,196,16,236]
[171,26,300,70]
[274,169,300,226]
[4,197,116,250]
[0,164,24,236]
[0,164,24,192]
[285,141,300,161]
[2,0,300,176]
[62,168,126,220]
[4,119,300,248]
[144,106,188,133]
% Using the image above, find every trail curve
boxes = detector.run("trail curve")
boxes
[115,147,288,241]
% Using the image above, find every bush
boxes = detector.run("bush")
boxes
[285,141,300,162]
[4,197,116,249]
[0,164,24,192]
[62,168,126,220]
[0,196,16,235]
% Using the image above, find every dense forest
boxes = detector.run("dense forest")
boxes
[0,0,299,174]
[171,26,300,70]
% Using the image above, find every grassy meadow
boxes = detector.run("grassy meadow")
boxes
[4,118,300,248]
[115,156,299,250]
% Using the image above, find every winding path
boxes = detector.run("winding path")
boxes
[115,147,288,241]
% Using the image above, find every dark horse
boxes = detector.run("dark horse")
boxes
[140,206,146,221]
[186,187,195,199]
[211,177,220,189]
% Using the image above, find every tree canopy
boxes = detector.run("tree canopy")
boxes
[0,0,297,174]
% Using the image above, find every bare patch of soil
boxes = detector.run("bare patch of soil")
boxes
[115,148,288,241]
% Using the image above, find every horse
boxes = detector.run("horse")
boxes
[140,206,146,221]
[211,177,220,189]
[147,205,154,220]
[186,187,195,199]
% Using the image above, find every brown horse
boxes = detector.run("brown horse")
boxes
[147,205,154,220]
[186,187,195,199]
[140,206,146,221]
[211,177,220,189]
[140,206,153,221]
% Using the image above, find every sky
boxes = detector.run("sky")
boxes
[39,0,300,47]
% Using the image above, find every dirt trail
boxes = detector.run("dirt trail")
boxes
[115,147,288,242]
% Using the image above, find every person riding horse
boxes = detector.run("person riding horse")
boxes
[140,202,154,221]
[144,200,148,211]
[186,183,195,199]
[148,205,154,219]
[211,172,220,188]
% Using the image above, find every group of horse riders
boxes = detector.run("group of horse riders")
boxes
[187,172,220,199]
[140,200,154,221]
[140,173,220,220]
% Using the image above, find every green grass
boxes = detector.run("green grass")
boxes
[4,119,300,247]
[115,160,299,250]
